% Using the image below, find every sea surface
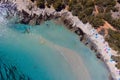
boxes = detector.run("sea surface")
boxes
[0,20,109,80]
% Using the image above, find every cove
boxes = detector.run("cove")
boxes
[0,20,109,80]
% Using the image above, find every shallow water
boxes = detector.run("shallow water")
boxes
[0,20,109,80]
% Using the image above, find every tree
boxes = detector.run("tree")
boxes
[36,0,45,8]
[53,0,65,11]
[85,0,94,7]
[83,7,94,16]
[91,17,104,28]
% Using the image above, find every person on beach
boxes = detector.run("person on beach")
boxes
[46,23,50,28]
[24,27,30,33]
[46,23,49,27]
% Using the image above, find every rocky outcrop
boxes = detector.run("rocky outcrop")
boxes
[0,1,17,18]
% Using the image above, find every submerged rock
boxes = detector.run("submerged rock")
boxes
[0,60,30,80]
[96,53,102,59]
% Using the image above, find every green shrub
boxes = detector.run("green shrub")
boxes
[106,29,120,53]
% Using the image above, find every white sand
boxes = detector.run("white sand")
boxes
[39,36,91,80]
[55,45,92,80]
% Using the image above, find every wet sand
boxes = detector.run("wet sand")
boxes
[39,36,92,80]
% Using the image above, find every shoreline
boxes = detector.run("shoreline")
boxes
[10,0,120,80]
[39,36,92,80]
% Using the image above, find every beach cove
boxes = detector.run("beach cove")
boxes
[0,20,110,80]
[0,0,120,80]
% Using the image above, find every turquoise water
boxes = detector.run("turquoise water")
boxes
[0,20,109,80]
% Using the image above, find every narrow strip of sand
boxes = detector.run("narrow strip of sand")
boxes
[39,36,91,80]
[55,45,92,80]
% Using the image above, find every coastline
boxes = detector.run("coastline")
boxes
[10,0,120,80]
[54,18,114,80]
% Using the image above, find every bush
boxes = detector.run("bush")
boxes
[112,19,120,30]
[95,0,116,7]
[83,7,94,16]
[85,0,94,7]
[36,0,45,8]
[106,29,120,53]
[97,7,104,13]
[52,0,66,11]
[90,17,104,28]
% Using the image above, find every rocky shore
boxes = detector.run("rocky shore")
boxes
[1,0,120,80]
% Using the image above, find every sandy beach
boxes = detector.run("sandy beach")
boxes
[55,45,92,80]
[39,35,91,80]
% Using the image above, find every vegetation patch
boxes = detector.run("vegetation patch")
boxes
[106,29,120,54]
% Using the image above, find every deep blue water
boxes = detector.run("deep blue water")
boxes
[0,20,109,80]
